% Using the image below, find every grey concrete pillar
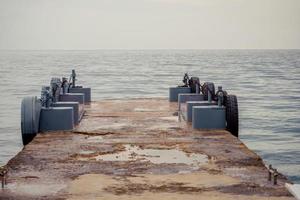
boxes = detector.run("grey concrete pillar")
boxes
[39,107,74,132]
[192,106,226,129]
[59,93,85,104]
[52,102,80,125]
[178,94,204,104]
[185,101,217,122]
[169,87,191,102]
[69,87,91,103]
[178,94,205,113]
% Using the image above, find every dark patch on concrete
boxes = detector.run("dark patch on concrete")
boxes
[104,182,210,195]
[217,183,292,197]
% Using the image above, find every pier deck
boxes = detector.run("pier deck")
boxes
[1,98,294,199]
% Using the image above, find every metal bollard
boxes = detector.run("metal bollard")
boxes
[182,73,189,87]
[0,166,7,189]
[1,176,5,189]
[267,164,278,185]
[268,164,273,181]
[208,90,212,103]
[62,77,69,94]
[273,169,278,185]
[41,86,51,108]
[50,78,62,102]
[217,86,224,107]
[71,69,76,88]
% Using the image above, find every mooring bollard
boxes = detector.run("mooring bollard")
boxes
[217,86,224,107]
[41,86,51,108]
[71,69,76,88]
[208,89,212,103]
[268,164,273,181]
[62,77,69,94]
[267,164,279,185]
[50,78,62,103]
[0,166,7,189]
[274,169,278,185]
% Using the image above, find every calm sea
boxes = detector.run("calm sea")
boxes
[0,50,299,183]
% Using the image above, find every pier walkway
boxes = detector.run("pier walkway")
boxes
[0,98,294,199]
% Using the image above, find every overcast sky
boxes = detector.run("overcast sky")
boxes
[0,0,299,50]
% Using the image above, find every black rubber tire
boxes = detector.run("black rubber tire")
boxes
[202,82,215,100]
[188,77,200,93]
[21,96,41,145]
[225,95,239,137]
[22,134,36,146]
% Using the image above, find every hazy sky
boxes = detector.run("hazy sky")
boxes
[0,0,299,49]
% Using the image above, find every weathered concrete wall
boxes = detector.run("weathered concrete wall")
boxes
[0,98,294,200]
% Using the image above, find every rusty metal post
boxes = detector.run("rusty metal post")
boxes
[273,169,278,185]
[208,90,212,103]
[0,166,7,189]
[217,86,224,107]
[268,164,272,181]
[71,69,76,88]
[62,77,69,94]
[41,86,51,108]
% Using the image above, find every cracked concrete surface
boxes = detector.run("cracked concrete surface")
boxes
[0,98,294,199]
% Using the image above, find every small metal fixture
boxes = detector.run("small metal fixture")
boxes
[267,164,279,185]
[188,77,200,93]
[274,169,278,185]
[61,77,69,94]
[0,166,7,189]
[268,164,273,181]
[216,86,224,107]
[208,90,212,103]
[71,69,76,88]
[41,86,51,108]
[50,78,62,103]
[182,73,189,87]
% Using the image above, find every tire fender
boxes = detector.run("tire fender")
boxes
[225,95,239,137]
[203,82,215,100]
[21,96,41,145]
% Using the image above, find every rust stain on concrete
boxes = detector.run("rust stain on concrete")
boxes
[0,98,294,199]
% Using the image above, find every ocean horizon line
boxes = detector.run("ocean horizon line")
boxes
[1,48,300,51]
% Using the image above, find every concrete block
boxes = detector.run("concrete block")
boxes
[192,106,226,129]
[52,102,80,125]
[169,87,191,102]
[185,101,217,122]
[69,87,91,103]
[39,107,74,132]
[178,94,204,104]
[59,93,85,104]
[178,94,204,112]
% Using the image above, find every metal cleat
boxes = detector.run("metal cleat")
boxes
[0,166,8,189]
[267,164,279,185]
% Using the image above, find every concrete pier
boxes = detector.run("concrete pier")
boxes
[0,98,294,200]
